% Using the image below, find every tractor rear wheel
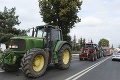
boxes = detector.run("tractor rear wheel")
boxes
[79,55,83,61]
[90,53,94,61]
[54,44,71,69]
[79,58,83,61]
[21,48,48,78]
[103,53,106,57]
[99,53,102,58]
[94,54,97,61]
[97,52,100,59]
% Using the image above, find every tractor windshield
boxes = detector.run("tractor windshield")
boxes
[36,28,46,38]
[85,44,92,48]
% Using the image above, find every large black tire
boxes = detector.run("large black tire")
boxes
[21,48,48,78]
[103,52,106,57]
[79,58,83,61]
[103,52,106,56]
[112,59,114,61]
[54,44,71,69]
[84,58,88,60]
[97,54,99,59]
[90,53,94,61]
[1,63,19,72]
[79,55,83,61]
[97,52,100,59]
[94,54,97,61]
[99,53,102,58]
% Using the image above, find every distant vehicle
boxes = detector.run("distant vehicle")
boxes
[102,46,111,56]
[99,47,106,57]
[112,51,120,61]
[79,43,102,61]
[102,49,107,57]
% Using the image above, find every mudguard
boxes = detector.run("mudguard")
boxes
[53,41,71,63]
[57,41,71,51]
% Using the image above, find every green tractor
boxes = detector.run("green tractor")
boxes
[0,25,71,78]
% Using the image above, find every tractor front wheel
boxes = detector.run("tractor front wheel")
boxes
[21,48,48,78]
[54,44,71,69]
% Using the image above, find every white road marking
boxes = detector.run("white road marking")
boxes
[65,56,111,80]
[0,70,4,72]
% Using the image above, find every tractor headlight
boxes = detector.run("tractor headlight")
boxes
[9,45,18,48]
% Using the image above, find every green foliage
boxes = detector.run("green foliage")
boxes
[72,37,86,51]
[82,38,85,46]
[72,35,77,51]
[0,7,27,44]
[79,38,83,49]
[98,38,109,47]
[39,0,82,41]
[0,7,20,28]
[110,44,114,50]
[0,33,14,44]
[118,44,120,49]
[64,34,71,43]
[79,38,85,48]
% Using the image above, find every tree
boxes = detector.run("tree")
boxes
[91,39,93,43]
[0,7,20,28]
[64,34,71,43]
[73,35,77,51]
[39,0,82,41]
[118,44,120,49]
[110,44,114,50]
[82,38,85,47]
[79,37,83,49]
[0,7,27,44]
[98,38,109,47]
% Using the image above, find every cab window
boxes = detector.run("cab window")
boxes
[51,28,60,41]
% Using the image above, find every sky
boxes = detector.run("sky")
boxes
[0,0,120,48]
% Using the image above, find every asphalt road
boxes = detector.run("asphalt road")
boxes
[0,55,119,80]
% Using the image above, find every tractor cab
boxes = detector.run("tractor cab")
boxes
[85,43,95,50]
[33,25,63,48]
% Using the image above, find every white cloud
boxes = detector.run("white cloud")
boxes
[80,16,102,26]
[0,0,45,29]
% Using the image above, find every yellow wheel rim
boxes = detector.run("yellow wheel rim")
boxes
[63,50,70,64]
[33,55,44,72]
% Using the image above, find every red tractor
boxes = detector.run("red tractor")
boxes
[101,46,110,56]
[79,43,98,61]
[94,44,102,58]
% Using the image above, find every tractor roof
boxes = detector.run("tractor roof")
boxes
[85,42,97,45]
[36,25,60,29]
[85,43,94,45]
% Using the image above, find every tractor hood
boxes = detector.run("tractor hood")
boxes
[9,36,45,51]
[11,36,42,40]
